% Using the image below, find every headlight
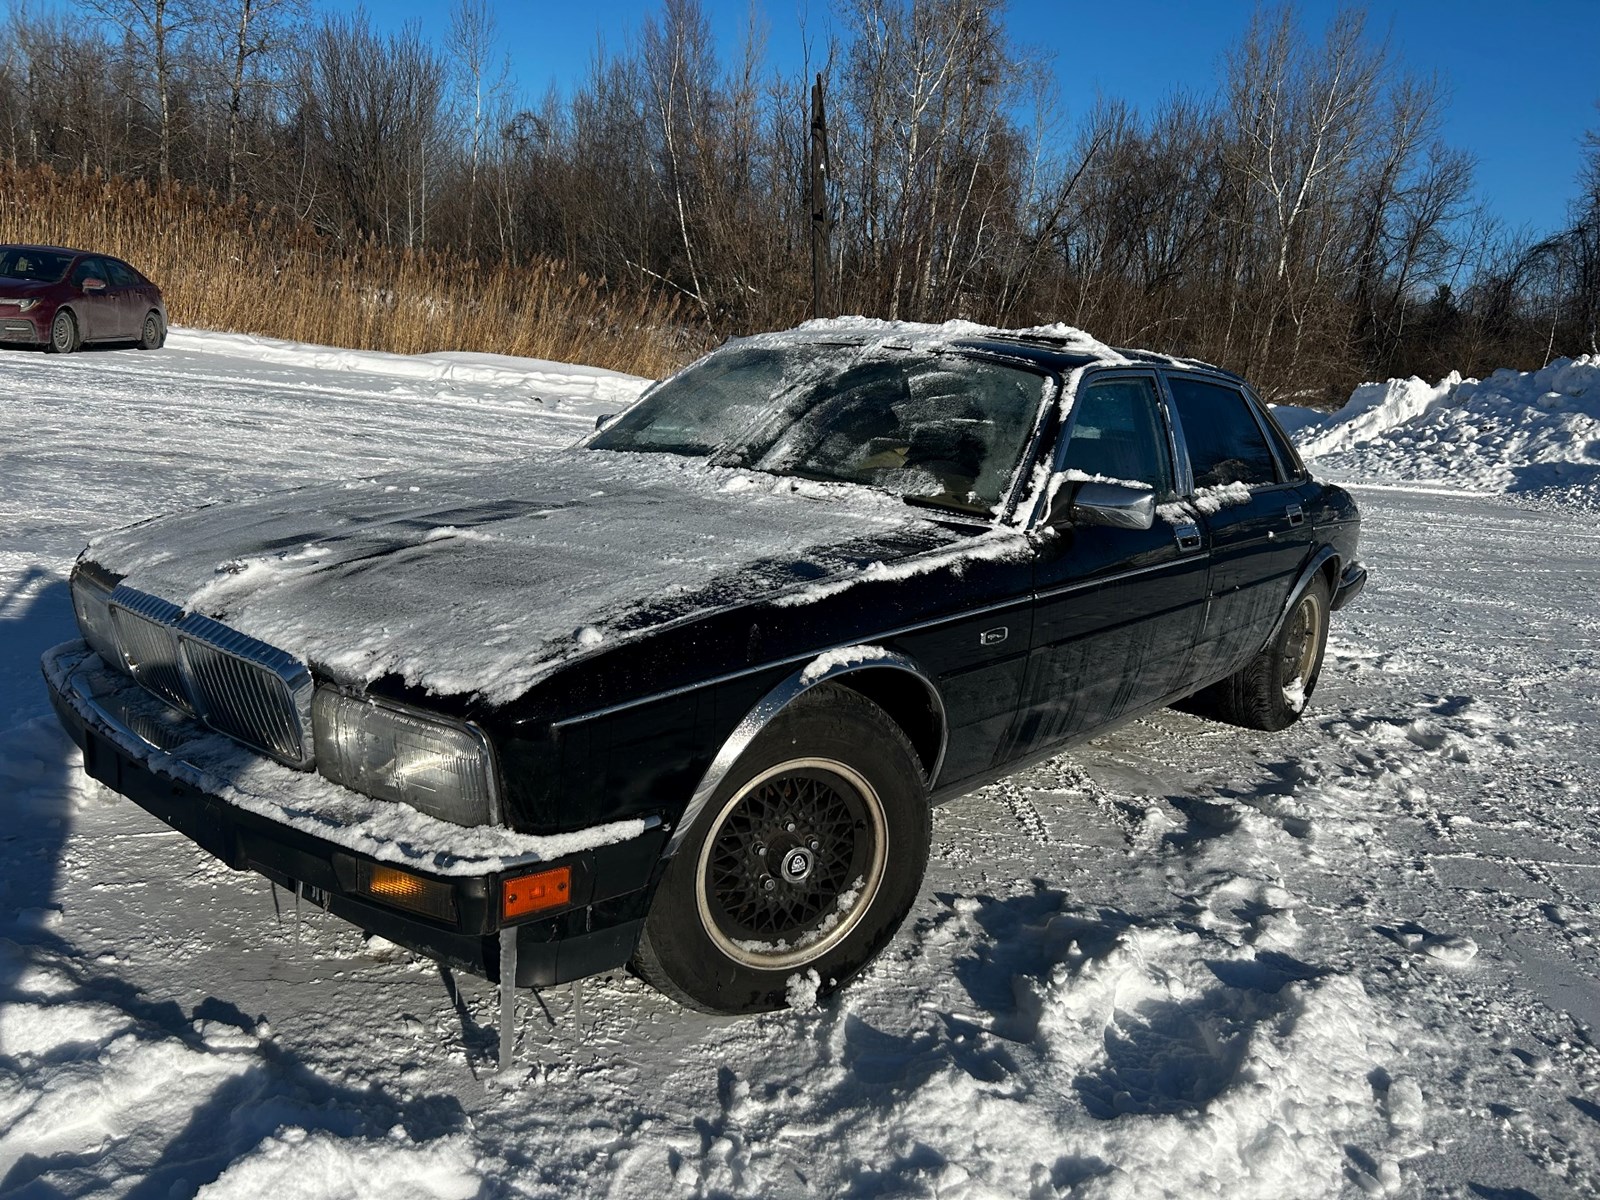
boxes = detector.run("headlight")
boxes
[312,688,499,826]
[70,562,127,673]
[16,299,38,312]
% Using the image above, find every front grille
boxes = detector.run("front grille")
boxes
[109,590,191,711]
[102,584,314,767]
[177,614,313,766]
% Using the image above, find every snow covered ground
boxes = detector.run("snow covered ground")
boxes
[2,335,1599,1198]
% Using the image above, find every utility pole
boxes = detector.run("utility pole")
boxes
[809,73,834,319]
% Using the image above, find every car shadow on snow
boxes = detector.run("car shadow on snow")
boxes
[0,571,78,1002]
[0,956,472,1196]
[0,575,474,1195]
[0,916,473,1195]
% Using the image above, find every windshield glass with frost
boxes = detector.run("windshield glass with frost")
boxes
[591,343,1048,516]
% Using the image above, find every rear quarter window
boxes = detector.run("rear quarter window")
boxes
[1167,375,1280,489]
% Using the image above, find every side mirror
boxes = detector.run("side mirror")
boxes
[82,277,106,293]
[1048,479,1156,531]
[594,413,615,431]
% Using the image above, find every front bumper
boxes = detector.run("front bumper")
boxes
[0,313,45,343]
[44,641,664,986]
[1332,560,1368,611]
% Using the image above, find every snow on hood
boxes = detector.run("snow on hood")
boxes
[86,449,960,705]
[1295,355,1600,502]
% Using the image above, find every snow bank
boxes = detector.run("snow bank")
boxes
[196,1129,480,1200]
[1296,356,1600,502]
[165,327,645,398]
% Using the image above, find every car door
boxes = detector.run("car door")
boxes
[1164,373,1313,684]
[1011,372,1209,757]
[67,256,118,341]
[104,259,144,338]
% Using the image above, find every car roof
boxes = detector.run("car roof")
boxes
[954,333,1246,385]
[1,244,90,256]
[736,319,1246,387]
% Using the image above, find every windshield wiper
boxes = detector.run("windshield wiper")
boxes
[902,493,993,520]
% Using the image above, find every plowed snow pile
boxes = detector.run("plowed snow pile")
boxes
[1293,355,1600,505]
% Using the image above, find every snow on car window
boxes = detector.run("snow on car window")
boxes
[751,356,1043,515]
[592,340,1046,517]
[590,344,814,456]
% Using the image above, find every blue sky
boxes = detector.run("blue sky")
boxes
[339,0,1598,238]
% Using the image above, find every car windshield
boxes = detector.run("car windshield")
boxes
[0,247,73,283]
[591,343,1048,516]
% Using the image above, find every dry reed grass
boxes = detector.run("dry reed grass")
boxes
[0,162,703,378]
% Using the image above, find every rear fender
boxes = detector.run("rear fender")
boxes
[1264,546,1339,649]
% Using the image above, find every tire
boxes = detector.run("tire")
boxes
[137,310,165,350]
[46,309,78,354]
[1183,575,1332,732]
[633,683,931,1014]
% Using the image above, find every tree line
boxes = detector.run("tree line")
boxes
[1,0,1595,398]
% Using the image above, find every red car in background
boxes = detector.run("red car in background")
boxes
[0,244,167,353]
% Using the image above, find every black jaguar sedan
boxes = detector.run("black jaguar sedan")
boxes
[44,320,1364,1016]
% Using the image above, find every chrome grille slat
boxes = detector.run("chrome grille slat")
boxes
[98,585,314,769]
[108,589,190,711]
[178,612,314,768]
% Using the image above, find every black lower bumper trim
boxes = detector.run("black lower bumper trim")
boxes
[46,645,660,987]
[1332,561,1368,611]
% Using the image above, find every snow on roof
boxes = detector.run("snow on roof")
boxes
[764,316,1131,363]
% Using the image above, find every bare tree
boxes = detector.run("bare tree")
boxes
[85,0,199,181]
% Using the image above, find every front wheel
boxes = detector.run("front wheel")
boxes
[1183,575,1332,731]
[46,309,77,354]
[633,683,931,1013]
[137,310,165,350]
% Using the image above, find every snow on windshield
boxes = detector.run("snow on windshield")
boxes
[594,336,1050,516]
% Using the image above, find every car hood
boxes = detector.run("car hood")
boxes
[0,277,52,298]
[87,449,970,705]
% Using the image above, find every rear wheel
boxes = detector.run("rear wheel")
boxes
[633,683,930,1013]
[46,309,77,354]
[137,310,165,350]
[1182,575,1331,731]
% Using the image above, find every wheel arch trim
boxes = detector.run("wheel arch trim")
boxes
[1265,546,1339,648]
[664,648,947,858]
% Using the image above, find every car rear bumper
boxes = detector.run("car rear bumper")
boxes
[43,640,663,986]
[1332,560,1367,610]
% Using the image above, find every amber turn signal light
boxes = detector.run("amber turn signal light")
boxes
[355,862,458,923]
[502,866,572,920]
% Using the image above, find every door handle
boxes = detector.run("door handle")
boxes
[1286,505,1304,526]
[1175,522,1202,552]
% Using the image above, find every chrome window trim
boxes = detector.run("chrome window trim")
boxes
[663,649,947,858]
[1031,367,1183,531]
[1159,371,1286,492]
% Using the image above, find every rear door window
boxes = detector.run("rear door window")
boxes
[105,260,140,287]
[1166,376,1280,489]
